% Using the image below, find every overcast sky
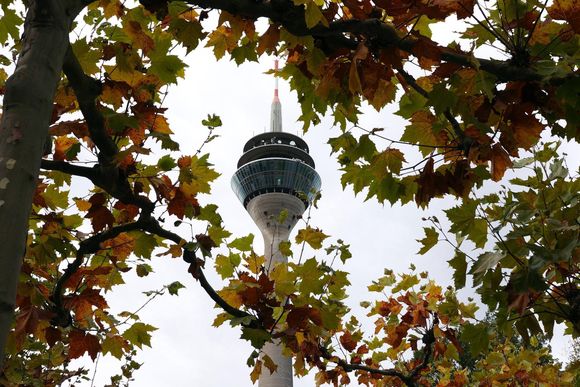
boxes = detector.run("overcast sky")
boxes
[72,39,578,385]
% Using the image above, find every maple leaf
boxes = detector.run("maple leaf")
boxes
[250,359,262,384]
[490,143,512,181]
[69,330,101,360]
[101,334,128,359]
[123,322,157,349]
[54,136,80,161]
[417,227,439,255]
[295,226,329,249]
[339,331,358,352]
[262,354,278,375]
[548,0,580,33]
[257,25,280,55]
[349,43,368,94]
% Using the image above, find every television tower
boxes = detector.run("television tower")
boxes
[231,60,321,387]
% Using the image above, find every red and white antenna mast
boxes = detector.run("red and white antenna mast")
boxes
[270,59,282,132]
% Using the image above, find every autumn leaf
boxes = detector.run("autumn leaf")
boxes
[490,143,512,181]
[262,354,278,375]
[295,226,328,249]
[123,322,157,349]
[69,330,101,360]
[339,331,358,352]
[349,43,368,94]
[250,359,262,384]
[548,0,580,33]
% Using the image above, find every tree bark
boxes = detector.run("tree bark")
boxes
[0,0,85,365]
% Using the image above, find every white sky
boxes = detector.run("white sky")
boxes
[83,43,576,386]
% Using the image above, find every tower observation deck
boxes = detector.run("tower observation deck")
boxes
[231,61,321,387]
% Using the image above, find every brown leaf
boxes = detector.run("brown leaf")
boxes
[257,25,280,55]
[349,42,369,94]
[287,306,311,330]
[339,331,358,352]
[548,0,580,33]
[45,326,62,347]
[69,330,101,361]
[490,143,512,181]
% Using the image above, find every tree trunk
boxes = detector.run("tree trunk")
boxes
[0,0,84,364]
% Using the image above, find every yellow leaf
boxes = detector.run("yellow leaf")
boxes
[250,359,262,384]
[262,354,278,375]
[150,114,172,134]
[75,199,92,211]
[245,253,265,274]
[295,226,329,249]
[218,288,243,308]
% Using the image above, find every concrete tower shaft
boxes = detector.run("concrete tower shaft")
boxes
[246,193,305,268]
[231,61,321,387]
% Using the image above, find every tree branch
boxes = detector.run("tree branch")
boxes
[51,218,151,327]
[140,217,260,325]
[62,45,117,161]
[40,158,154,211]
[396,68,466,145]
[181,0,574,84]
[320,324,436,387]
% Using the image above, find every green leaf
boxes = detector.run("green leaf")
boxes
[304,2,327,28]
[157,155,176,171]
[240,327,271,349]
[460,323,489,356]
[148,55,186,84]
[445,200,478,235]
[169,18,205,53]
[468,218,488,248]
[133,232,158,258]
[101,335,126,360]
[470,251,502,275]
[198,204,222,226]
[123,322,157,349]
[208,225,231,246]
[215,254,235,279]
[136,263,153,277]
[167,281,185,295]
[448,252,467,289]
[0,7,22,43]
[201,114,222,128]
[392,273,419,293]
[397,91,427,119]
[228,234,254,252]
[278,241,292,257]
[417,227,438,255]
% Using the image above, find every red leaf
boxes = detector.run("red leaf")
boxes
[69,330,101,361]
[45,326,62,347]
[339,331,358,352]
[286,306,311,330]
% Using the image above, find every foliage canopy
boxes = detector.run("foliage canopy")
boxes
[0,0,578,385]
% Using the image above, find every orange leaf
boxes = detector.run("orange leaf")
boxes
[124,20,155,53]
[54,136,79,161]
[339,331,358,352]
[490,143,512,181]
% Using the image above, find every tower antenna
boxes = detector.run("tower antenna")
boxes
[270,59,282,132]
